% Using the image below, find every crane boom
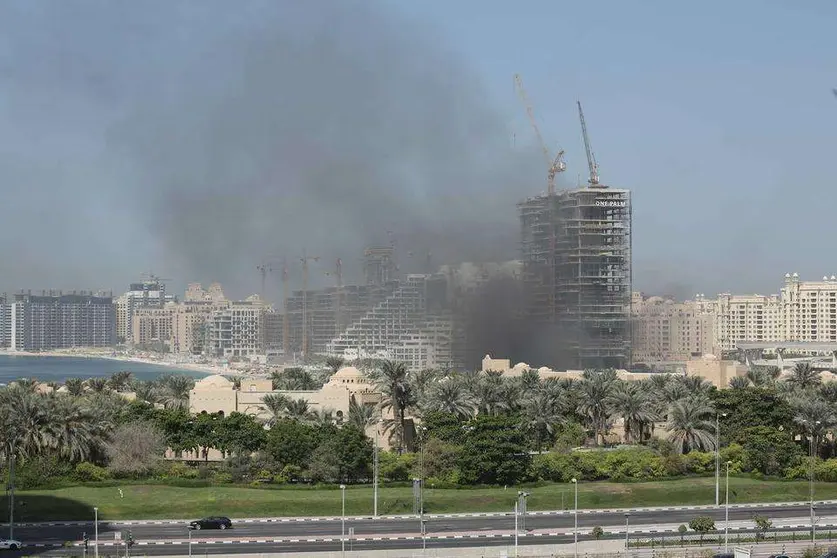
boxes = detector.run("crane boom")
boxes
[514,74,566,195]
[577,101,600,186]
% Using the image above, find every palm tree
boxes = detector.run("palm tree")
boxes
[612,382,658,443]
[729,376,750,390]
[521,387,565,451]
[423,378,475,420]
[272,368,318,390]
[348,395,377,431]
[13,378,40,393]
[473,371,510,416]
[64,378,85,397]
[285,398,316,422]
[677,375,714,396]
[45,395,109,462]
[108,371,133,392]
[86,377,109,394]
[785,362,821,390]
[666,396,716,454]
[0,387,52,460]
[156,375,195,411]
[261,393,291,426]
[325,356,345,375]
[790,396,836,452]
[132,380,160,405]
[408,368,438,406]
[577,369,617,446]
[370,360,415,451]
[519,369,541,396]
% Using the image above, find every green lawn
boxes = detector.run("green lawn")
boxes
[5,477,837,521]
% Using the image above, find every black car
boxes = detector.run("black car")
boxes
[189,517,232,530]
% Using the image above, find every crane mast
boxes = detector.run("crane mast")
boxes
[577,101,601,186]
[514,74,566,195]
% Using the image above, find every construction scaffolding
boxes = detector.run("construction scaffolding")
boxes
[519,187,632,369]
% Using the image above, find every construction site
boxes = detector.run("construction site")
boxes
[516,77,632,369]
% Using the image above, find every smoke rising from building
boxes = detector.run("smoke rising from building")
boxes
[0,0,544,296]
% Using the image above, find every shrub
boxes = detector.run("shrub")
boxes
[380,452,415,482]
[74,462,110,482]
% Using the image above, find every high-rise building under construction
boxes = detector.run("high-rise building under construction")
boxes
[519,186,632,369]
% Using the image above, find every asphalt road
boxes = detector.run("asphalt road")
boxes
[9,502,837,545]
[3,528,835,557]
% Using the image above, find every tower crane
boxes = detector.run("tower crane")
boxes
[256,261,274,300]
[577,101,601,186]
[300,250,320,362]
[281,258,290,357]
[514,74,566,195]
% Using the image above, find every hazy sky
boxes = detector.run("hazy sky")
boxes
[0,0,835,301]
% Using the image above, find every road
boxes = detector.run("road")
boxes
[4,501,837,556]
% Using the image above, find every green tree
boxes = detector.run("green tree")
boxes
[753,515,772,540]
[712,387,794,442]
[667,396,715,454]
[423,377,476,420]
[577,369,617,446]
[612,381,658,443]
[591,526,604,540]
[738,426,802,475]
[688,516,715,542]
[189,412,222,462]
[423,411,467,445]
[216,412,266,456]
[370,360,415,451]
[678,524,687,545]
[64,378,85,397]
[266,419,321,468]
[457,414,529,485]
[785,362,821,390]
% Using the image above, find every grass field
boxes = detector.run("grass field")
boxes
[4,477,837,521]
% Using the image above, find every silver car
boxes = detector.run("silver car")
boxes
[0,538,22,550]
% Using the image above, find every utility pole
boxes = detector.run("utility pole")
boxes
[6,442,14,541]
[300,250,319,361]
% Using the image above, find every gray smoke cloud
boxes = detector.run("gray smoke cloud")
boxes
[0,0,544,298]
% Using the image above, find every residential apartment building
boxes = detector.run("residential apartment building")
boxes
[205,296,266,358]
[130,284,230,355]
[9,291,115,351]
[0,294,10,348]
[631,293,715,362]
[634,273,837,359]
[117,279,168,344]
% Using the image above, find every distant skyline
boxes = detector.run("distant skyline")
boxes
[0,0,835,300]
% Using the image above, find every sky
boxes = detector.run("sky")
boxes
[0,0,835,301]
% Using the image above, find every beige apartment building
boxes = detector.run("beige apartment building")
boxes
[631,293,715,362]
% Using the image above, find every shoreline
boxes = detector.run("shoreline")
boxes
[0,349,231,377]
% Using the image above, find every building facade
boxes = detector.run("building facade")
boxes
[519,186,632,369]
[9,292,115,351]
[204,296,266,358]
[631,293,716,363]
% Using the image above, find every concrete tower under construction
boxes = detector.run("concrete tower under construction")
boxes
[518,101,631,369]
[519,187,631,369]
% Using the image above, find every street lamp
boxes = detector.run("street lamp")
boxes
[715,412,727,506]
[724,461,731,553]
[624,512,630,553]
[188,527,192,558]
[93,506,99,558]
[571,478,578,558]
[514,500,519,558]
[803,419,821,542]
[340,484,346,558]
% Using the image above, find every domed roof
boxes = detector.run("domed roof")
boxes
[333,366,364,379]
[195,374,233,388]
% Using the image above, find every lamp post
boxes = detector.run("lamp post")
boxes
[804,419,821,542]
[572,478,578,558]
[724,461,731,553]
[340,484,346,558]
[514,500,519,558]
[188,527,192,558]
[624,512,630,553]
[94,507,99,558]
[715,412,727,506]
[373,422,379,518]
